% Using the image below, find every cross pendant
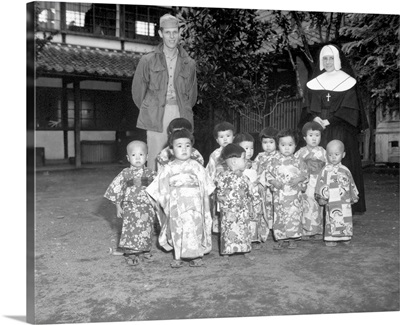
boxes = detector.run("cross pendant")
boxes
[326,93,331,102]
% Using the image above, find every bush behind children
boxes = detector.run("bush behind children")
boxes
[105,120,360,268]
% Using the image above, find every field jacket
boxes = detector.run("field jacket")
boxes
[132,43,198,132]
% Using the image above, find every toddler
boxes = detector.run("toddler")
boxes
[254,127,280,240]
[315,140,359,247]
[215,143,258,260]
[156,117,204,171]
[104,141,157,266]
[234,133,265,249]
[206,121,235,233]
[295,121,327,240]
[266,129,308,250]
[146,129,215,268]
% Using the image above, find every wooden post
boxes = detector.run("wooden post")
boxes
[74,80,82,168]
[61,79,69,159]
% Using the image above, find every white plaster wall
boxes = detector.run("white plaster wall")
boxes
[65,34,122,50]
[124,42,155,53]
[36,131,116,160]
[36,131,64,160]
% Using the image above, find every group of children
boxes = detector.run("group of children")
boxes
[104,118,359,268]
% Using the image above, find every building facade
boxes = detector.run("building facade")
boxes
[34,2,171,166]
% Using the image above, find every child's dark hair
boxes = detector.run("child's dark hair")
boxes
[213,121,235,139]
[233,132,254,144]
[220,143,245,161]
[301,121,323,136]
[167,118,193,134]
[168,128,194,148]
[276,128,299,145]
[259,127,279,141]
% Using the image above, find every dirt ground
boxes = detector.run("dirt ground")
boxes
[33,165,399,324]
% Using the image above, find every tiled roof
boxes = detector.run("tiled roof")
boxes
[36,42,142,79]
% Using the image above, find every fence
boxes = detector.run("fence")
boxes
[234,97,303,134]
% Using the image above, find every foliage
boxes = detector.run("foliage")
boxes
[340,14,399,113]
[176,8,289,121]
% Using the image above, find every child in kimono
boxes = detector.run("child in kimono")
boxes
[156,117,204,172]
[155,118,204,232]
[295,121,327,240]
[234,133,265,249]
[146,129,215,268]
[104,141,157,266]
[215,143,258,260]
[267,129,308,250]
[254,127,280,242]
[315,140,359,247]
[205,121,235,233]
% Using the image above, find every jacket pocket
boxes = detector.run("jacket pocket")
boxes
[141,90,159,110]
[149,66,165,90]
[177,68,191,100]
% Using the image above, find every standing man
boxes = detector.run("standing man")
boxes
[132,13,198,171]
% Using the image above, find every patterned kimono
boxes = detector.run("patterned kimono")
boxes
[266,153,308,240]
[243,160,265,243]
[206,147,223,180]
[315,163,359,242]
[295,146,327,236]
[146,159,215,260]
[104,166,157,252]
[255,150,280,231]
[156,146,204,171]
[155,146,205,227]
[206,147,224,233]
[215,169,255,255]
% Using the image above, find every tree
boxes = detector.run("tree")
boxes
[176,8,282,157]
[263,10,347,96]
[341,13,399,121]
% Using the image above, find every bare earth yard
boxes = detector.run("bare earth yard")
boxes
[33,166,399,324]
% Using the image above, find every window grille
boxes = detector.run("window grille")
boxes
[36,2,168,41]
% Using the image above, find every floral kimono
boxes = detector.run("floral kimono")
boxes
[315,163,359,242]
[104,166,157,252]
[156,146,204,171]
[205,147,224,233]
[295,146,327,237]
[243,160,265,243]
[146,159,215,260]
[266,153,308,240]
[215,169,256,255]
[254,150,280,233]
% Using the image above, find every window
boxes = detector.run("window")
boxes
[65,2,92,31]
[81,3,118,36]
[36,2,168,41]
[37,2,118,37]
[124,5,169,40]
[38,2,60,30]
[135,21,155,37]
[36,88,135,131]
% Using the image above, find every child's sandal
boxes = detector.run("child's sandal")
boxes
[170,260,184,268]
[125,255,140,266]
[189,258,205,267]
[325,241,337,247]
[142,252,154,262]
[108,247,124,256]
[273,241,285,250]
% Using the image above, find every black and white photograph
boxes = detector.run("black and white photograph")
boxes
[2,0,400,324]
